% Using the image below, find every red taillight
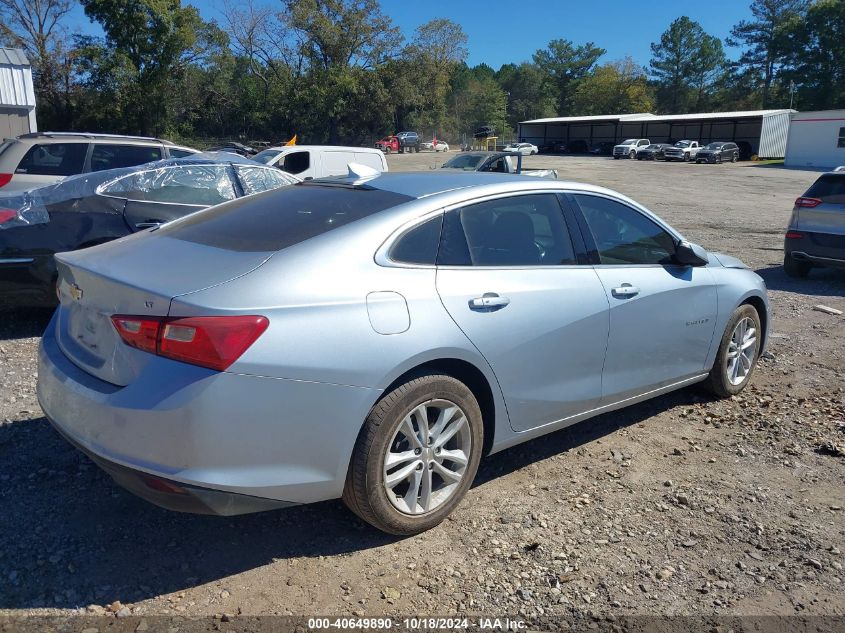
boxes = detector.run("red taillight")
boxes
[111,315,162,354]
[0,173,12,188]
[795,197,822,208]
[785,231,804,239]
[110,314,268,371]
[0,208,18,224]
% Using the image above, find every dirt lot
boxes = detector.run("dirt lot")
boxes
[1,154,843,627]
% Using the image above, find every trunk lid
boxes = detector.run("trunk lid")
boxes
[54,231,273,386]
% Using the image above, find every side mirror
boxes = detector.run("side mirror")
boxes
[674,240,709,266]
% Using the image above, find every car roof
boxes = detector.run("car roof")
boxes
[15,132,176,145]
[262,144,384,153]
[351,171,615,199]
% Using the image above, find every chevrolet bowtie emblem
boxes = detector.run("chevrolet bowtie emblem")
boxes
[69,283,83,301]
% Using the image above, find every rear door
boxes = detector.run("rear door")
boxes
[570,193,717,402]
[435,192,609,432]
[98,164,237,231]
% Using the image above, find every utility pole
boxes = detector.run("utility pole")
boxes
[789,81,795,110]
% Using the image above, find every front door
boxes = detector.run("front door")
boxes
[571,193,718,402]
[435,192,609,432]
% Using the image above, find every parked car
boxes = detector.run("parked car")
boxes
[440,151,556,178]
[554,140,589,153]
[663,140,701,162]
[252,145,387,178]
[473,126,494,139]
[783,168,845,277]
[0,132,198,193]
[207,141,256,157]
[503,142,538,156]
[590,142,615,156]
[433,141,450,152]
[695,142,740,164]
[0,154,298,306]
[613,139,650,159]
[396,132,421,153]
[38,170,769,535]
[636,144,673,161]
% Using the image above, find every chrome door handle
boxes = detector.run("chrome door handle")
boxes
[611,284,640,298]
[135,221,162,229]
[469,293,511,311]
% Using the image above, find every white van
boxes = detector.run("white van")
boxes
[251,145,388,180]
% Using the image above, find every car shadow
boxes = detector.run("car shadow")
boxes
[0,385,712,610]
[0,307,54,341]
[755,264,845,298]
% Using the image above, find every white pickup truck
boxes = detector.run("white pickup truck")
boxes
[613,139,651,159]
[663,140,701,162]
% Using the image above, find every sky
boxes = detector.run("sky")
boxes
[65,0,755,69]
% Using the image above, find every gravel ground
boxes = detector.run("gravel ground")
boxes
[0,154,843,626]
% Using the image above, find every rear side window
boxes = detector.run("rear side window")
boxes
[159,184,414,252]
[805,175,845,204]
[169,148,196,158]
[838,127,845,149]
[16,143,88,176]
[100,165,236,205]
[389,215,442,265]
[90,144,162,171]
[234,165,297,195]
[438,194,576,266]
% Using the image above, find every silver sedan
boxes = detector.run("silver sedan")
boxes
[38,170,769,535]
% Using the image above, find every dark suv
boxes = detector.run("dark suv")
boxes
[783,168,845,278]
[695,142,739,164]
[395,132,421,153]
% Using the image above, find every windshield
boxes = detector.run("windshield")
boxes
[441,154,486,170]
[645,145,660,150]
[674,141,691,148]
[621,139,636,144]
[704,143,723,150]
[252,149,279,164]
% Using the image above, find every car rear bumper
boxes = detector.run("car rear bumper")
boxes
[695,155,718,163]
[37,313,380,514]
[785,231,845,268]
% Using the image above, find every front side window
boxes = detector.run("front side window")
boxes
[438,194,576,267]
[16,143,88,176]
[574,194,677,265]
[100,165,236,205]
[838,127,845,149]
[90,144,163,172]
[235,165,297,195]
[281,151,310,175]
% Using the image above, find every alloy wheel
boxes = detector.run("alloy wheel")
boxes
[383,399,471,515]
[725,317,758,386]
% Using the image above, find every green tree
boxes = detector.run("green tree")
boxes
[779,0,845,110]
[649,16,726,113]
[532,39,605,114]
[0,0,77,127]
[495,62,557,129]
[727,0,809,108]
[570,58,655,116]
[79,0,227,135]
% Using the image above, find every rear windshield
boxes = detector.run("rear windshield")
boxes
[805,174,845,204]
[158,183,414,252]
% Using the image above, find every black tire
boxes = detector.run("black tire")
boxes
[732,153,738,163]
[784,253,811,278]
[704,304,762,398]
[614,156,620,160]
[629,150,635,159]
[343,373,484,535]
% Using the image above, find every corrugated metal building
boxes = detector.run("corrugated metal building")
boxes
[0,48,37,137]
[784,110,845,170]
[518,109,794,159]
